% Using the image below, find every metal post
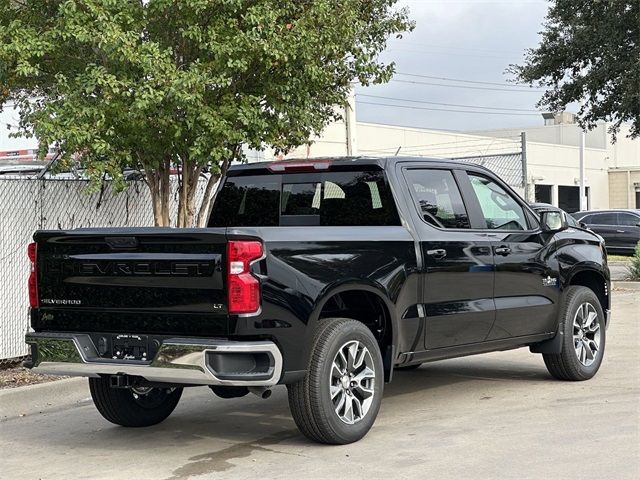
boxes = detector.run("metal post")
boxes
[521,131,529,201]
[345,86,358,156]
[579,126,586,211]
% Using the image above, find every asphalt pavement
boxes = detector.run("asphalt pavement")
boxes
[1,283,638,480]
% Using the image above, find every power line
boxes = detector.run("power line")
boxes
[357,94,540,112]
[361,143,521,155]
[395,72,542,90]
[384,47,520,60]
[387,41,524,56]
[388,78,542,93]
[362,146,523,158]
[358,136,521,153]
[356,100,540,116]
[395,141,521,153]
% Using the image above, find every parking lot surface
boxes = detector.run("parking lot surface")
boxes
[1,284,638,480]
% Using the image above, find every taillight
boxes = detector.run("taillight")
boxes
[27,242,38,308]
[227,240,263,314]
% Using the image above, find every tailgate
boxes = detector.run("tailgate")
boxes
[33,228,229,336]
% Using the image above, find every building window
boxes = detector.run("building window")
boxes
[534,184,552,204]
[558,185,590,213]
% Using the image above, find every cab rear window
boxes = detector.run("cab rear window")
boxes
[209,171,400,227]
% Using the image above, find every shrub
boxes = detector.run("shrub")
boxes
[627,242,640,281]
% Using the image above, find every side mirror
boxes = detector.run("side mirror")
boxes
[540,210,568,232]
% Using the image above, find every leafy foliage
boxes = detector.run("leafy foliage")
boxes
[511,1,640,139]
[628,242,640,281]
[0,0,413,225]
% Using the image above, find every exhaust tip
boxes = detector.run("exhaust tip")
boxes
[249,386,272,399]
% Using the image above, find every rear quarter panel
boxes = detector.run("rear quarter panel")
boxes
[227,226,419,374]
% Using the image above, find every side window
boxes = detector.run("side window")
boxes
[566,215,580,227]
[404,169,470,229]
[468,174,528,230]
[280,171,400,227]
[591,213,616,225]
[618,213,640,226]
[209,176,280,227]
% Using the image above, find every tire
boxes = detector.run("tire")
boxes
[543,286,606,381]
[89,377,183,427]
[287,318,384,445]
[396,363,422,371]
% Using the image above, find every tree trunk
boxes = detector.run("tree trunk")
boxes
[196,172,221,227]
[146,158,171,227]
[196,156,232,228]
[177,160,203,228]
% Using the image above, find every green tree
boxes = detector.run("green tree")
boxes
[0,0,413,226]
[511,1,640,139]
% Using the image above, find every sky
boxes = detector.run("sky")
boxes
[1,0,552,152]
[355,0,551,131]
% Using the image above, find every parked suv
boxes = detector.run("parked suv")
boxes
[25,157,610,444]
[572,209,640,254]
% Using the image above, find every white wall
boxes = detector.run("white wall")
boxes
[609,124,640,169]
[526,142,610,210]
[470,123,608,150]
[472,121,640,169]
[356,122,523,158]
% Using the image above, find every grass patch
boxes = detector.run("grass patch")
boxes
[608,254,632,263]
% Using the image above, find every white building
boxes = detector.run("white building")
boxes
[4,99,639,211]
[274,109,640,213]
[471,113,640,211]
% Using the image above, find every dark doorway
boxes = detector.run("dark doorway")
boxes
[636,190,640,209]
[534,184,552,204]
[559,185,590,213]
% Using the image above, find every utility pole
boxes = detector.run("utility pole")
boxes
[579,100,586,211]
[521,131,529,202]
[345,86,358,156]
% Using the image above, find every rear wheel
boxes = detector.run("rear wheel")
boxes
[288,318,384,444]
[543,286,606,381]
[89,377,183,427]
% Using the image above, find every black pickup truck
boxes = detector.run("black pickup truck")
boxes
[25,157,610,444]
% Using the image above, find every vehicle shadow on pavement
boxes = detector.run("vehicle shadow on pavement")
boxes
[31,356,551,443]
[3,357,559,479]
[385,356,552,398]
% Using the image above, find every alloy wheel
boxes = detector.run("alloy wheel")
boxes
[329,340,376,425]
[572,302,601,367]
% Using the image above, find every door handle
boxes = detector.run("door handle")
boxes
[616,230,625,233]
[495,246,511,256]
[426,248,447,259]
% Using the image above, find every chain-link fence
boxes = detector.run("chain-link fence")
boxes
[0,152,525,362]
[0,176,208,362]
[451,152,525,197]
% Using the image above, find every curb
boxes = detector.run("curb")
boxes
[612,280,640,290]
[0,377,90,421]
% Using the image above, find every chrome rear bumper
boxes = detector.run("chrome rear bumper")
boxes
[25,332,282,387]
